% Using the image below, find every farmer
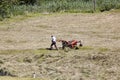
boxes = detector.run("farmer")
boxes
[50,35,58,50]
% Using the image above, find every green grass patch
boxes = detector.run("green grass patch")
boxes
[79,46,94,50]
[98,47,110,52]
[34,49,49,54]
[0,48,53,55]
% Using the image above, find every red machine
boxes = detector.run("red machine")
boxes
[58,40,83,49]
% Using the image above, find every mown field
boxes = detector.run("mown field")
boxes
[0,77,40,80]
[0,10,120,80]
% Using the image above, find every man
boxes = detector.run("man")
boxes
[50,35,58,50]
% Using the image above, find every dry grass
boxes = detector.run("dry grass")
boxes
[0,77,42,80]
[0,11,120,80]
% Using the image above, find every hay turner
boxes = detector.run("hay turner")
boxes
[58,40,83,50]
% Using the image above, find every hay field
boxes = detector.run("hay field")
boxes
[0,11,120,80]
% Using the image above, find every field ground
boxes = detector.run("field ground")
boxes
[0,77,40,80]
[0,10,120,80]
